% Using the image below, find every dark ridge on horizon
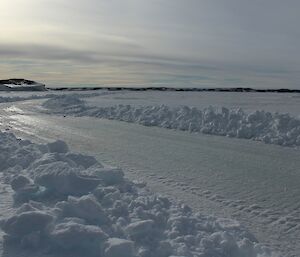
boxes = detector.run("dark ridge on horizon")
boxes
[48,86,300,94]
[0,78,40,85]
[1,79,299,93]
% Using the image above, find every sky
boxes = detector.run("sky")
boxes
[1,0,300,88]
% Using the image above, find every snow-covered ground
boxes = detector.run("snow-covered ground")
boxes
[0,90,299,257]
[0,91,113,104]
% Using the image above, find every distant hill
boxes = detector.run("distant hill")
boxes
[0,79,46,91]
[49,86,300,93]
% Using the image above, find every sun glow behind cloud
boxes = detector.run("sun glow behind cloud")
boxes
[1,0,300,88]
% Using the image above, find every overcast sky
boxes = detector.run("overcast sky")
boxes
[1,0,300,88]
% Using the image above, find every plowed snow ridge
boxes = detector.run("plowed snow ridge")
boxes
[43,95,300,148]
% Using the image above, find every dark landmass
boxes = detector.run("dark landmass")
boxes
[1,79,299,93]
[0,79,46,91]
[48,86,300,93]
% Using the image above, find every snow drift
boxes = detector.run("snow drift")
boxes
[0,131,278,257]
[43,95,300,148]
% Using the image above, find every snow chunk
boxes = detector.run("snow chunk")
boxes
[10,175,40,202]
[10,175,32,191]
[126,220,154,239]
[29,152,77,170]
[65,152,99,168]
[87,166,124,185]
[104,238,134,257]
[56,195,109,225]
[47,140,69,153]
[1,211,53,238]
[50,221,108,252]
[34,161,101,196]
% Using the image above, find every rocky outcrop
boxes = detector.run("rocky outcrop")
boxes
[0,79,46,91]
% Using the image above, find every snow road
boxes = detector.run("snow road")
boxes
[0,99,300,257]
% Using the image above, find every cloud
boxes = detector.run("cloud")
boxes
[0,42,213,69]
[1,41,299,89]
[1,0,300,88]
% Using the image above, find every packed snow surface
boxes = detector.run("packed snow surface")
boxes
[0,92,109,104]
[43,95,300,148]
[0,131,278,257]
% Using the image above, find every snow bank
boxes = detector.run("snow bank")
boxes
[0,131,278,257]
[43,95,300,148]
